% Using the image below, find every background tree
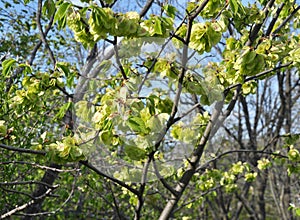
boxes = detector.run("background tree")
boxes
[1,0,300,219]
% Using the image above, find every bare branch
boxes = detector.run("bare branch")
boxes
[5,6,55,93]
[173,103,205,123]
[36,0,56,66]
[0,185,36,200]
[113,36,128,80]
[265,3,285,36]
[0,161,79,172]
[0,189,53,219]
[272,5,300,36]
[0,143,46,155]
[246,0,275,46]
[80,160,139,195]
[139,0,155,17]
[152,160,178,196]
[0,181,59,189]
[168,0,210,125]
[15,171,79,218]
[134,157,152,220]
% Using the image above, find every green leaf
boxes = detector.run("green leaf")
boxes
[70,146,84,161]
[0,120,7,137]
[242,83,252,95]
[163,5,177,18]
[56,62,70,76]
[54,2,71,24]
[56,141,71,159]
[127,116,148,134]
[54,102,72,120]
[43,0,56,18]
[100,130,113,145]
[130,99,144,113]
[229,0,239,15]
[124,145,146,160]
[245,172,257,182]
[147,113,168,132]
[2,58,16,76]
[153,17,163,35]
[19,63,32,74]
[56,62,75,88]
[171,122,184,140]
[157,98,173,114]
[125,75,142,91]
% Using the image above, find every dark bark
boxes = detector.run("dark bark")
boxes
[22,163,61,219]
[256,172,267,220]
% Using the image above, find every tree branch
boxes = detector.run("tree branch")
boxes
[246,0,275,46]
[0,181,59,189]
[152,159,178,196]
[79,160,139,195]
[168,0,209,126]
[5,6,55,93]
[0,143,46,155]
[0,188,53,219]
[265,3,285,36]
[113,36,128,80]
[36,0,56,66]
[75,0,156,101]
[272,5,300,36]
[139,0,155,17]
[0,161,79,172]
[225,62,292,91]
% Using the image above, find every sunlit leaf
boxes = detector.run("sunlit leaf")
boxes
[2,58,16,76]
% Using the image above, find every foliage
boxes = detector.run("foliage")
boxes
[1,0,300,219]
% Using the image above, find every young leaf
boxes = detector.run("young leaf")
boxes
[43,0,56,18]
[153,17,163,35]
[54,2,71,24]
[163,4,177,18]
[2,58,16,76]
[100,130,113,145]
[127,116,148,134]
[124,145,146,160]
[229,0,239,15]
[54,102,72,120]
[0,120,7,137]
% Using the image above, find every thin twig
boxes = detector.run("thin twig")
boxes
[79,160,139,195]
[0,143,46,155]
[196,149,287,173]
[134,156,152,220]
[16,170,79,218]
[0,181,59,189]
[0,161,80,172]
[36,0,56,66]
[5,7,55,93]
[173,103,205,123]
[0,189,53,219]
[0,186,36,200]
[272,5,300,35]
[265,3,285,37]
[113,36,128,80]
[152,159,178,196]
[225,62,292,91]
